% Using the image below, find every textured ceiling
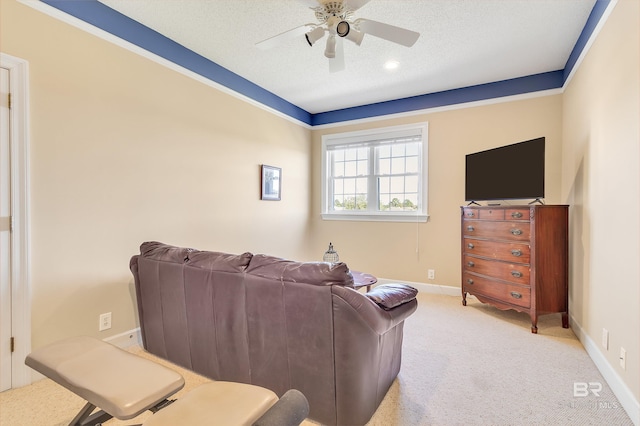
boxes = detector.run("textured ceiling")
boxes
[95,0,596,114]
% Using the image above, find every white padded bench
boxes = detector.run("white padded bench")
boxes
[25,336,308,426]
[25,336,185,425]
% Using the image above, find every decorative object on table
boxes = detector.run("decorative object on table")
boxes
[261,165,281,201]
[323,242,339,263]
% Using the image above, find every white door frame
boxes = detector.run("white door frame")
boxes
[0,52,31,388]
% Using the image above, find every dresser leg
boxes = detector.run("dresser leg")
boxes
[562,312,569,328]
[531,313,538,334]
[462,291,467,306]
[531,324,538,334]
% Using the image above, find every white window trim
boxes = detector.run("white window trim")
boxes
[321,122,429,223]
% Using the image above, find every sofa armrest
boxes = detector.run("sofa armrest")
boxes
[252,389,309,426]
[331,286,418,335]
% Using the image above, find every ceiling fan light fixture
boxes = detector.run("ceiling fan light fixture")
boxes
[305,26,326,46]
[336,20,350,37]
[324,35,336,58]
[344,28,364,46]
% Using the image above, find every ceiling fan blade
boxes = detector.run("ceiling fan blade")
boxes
[356,18,420,47]
[256,24,315,50]
[344,0,372,12]
[329,37,345,73]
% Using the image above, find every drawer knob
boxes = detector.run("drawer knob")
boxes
[467,226,475,232]
[511,211,523,218]
[466,279,474,285]
[510,291,522,299]
[466,212,475,217]
[467,261,475,268]
[467,243,474,249]
[510,228,523,236]
[511,249,522,257]
[511,271,523,278]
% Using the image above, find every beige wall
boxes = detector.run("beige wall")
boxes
[561,0,639,402]
[310,95,563,286]
[1,0,312,348]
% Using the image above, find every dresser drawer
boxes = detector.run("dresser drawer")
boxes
[462,207,479,219]
[463,238,530,263]
[463,255,530,284]
[479,208,504,220]
[463,220,530,241]
[505,208,530,221]
[463,273,531,308]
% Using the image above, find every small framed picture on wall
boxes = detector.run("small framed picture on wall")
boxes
[261,165,281,201]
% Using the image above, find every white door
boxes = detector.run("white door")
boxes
[0,66,11,392]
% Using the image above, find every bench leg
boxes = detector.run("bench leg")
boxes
[69,402,113,426]
[69,398,176,426]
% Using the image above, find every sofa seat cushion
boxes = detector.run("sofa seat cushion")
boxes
[366,283,418,310]
[246,254,354,287]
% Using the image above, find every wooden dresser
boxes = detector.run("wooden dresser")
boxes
[461,204,569,333]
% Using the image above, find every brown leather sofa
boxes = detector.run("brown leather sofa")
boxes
[130,241,418,425]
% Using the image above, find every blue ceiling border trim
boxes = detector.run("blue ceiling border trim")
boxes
[41,0,312,125]
[40,0,608,127]
[311,71,564,126]
[564,0,611,83]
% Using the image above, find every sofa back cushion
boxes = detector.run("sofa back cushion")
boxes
[188,250,252,272]
[140,241,193,263]
[246,254,354,287]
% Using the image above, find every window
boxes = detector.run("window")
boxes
[322,123,428,222]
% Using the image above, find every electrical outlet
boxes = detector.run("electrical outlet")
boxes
[620,347,626,370]
[428,269,435,280]
[99,312,112,331]
[602,328,609,350]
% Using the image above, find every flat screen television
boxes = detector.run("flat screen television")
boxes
[465,137,545,202]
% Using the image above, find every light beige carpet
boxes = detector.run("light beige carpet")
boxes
[0,292,633,425]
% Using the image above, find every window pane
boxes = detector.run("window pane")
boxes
[333,150,344,162]
[391,157,405,174]
[406,156,419,173]
[345,149,357,161]
[378,176,389,193]
[378,158,390,175]
[334,161,345,177]
[333,179,343,194]
[379,194,390,210]
[406,176,419,193]
[404,194,418,210]
[392,144,405,157]
[344,161,357,176]
[356,177,367,193]
[378,145,391,158]
[406,143,419,156]
[390,176,405,193]
[344,178,356,193]
[357,160,368,175]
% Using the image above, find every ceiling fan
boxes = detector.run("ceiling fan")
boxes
[255,0,420,73]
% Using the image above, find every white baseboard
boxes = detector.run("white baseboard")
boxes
[570,316,639,426]
[104,328,142,349]
[375,278,461,297]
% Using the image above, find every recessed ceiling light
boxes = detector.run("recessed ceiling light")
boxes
[384,60,400,71]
